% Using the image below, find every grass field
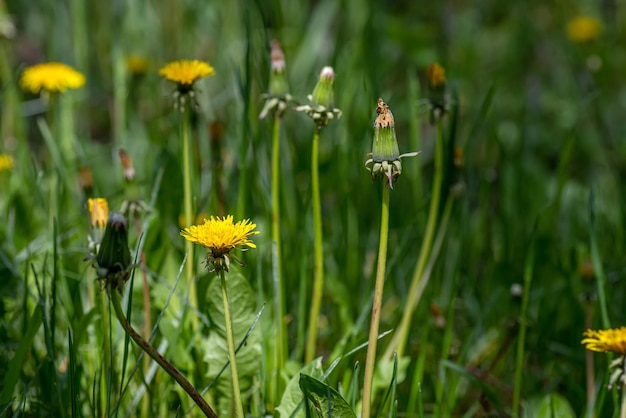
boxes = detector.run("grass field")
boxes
[1,1,626,417]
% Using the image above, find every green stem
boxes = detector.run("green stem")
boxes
[220,270,245,418]
[271,116,285,394]
[306,129,324,363]
[99,290,112,415]
[110,289,218,418]
[621,359,626,418]
[182,106,198,331]
[512,242,535,417]
[362,184,390,418]
[385,118,444,360]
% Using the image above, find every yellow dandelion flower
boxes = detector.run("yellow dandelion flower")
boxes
[20,62,85,94]
[88,198,109,229]
[427,62,446,88]
[126,55,149,75]
[582,327,626,355]
[181,215,259,258]
[0,154,14,171]
[159,59,215,88]
[567,16,602,43]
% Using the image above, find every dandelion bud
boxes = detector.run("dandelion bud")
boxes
[372,98,399,162]
[269,39,288,96]
[96,213,131,291]
[426,62,448,123]
[365,98,419,189]
[311,66,335,108]
[118,148,135,181]
[426,62,446,90]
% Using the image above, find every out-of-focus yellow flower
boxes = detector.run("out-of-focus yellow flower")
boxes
[20,62,85,94]
[582,327,626,355]
[0,154,13,171]
[159,59,215,89]
[88,198,109,229]
[567,16,602,43]
[426,62,446,89]
[126,55,149,75]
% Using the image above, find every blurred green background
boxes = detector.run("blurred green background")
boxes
[1,0,625,416]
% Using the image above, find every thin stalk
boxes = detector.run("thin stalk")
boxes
[512,242,535,417]
[271,116,286,394]
[385,118,444,360]
[182,106,198,331]
[219,270,245,418]
[306,129,324,363]
[584,302,595,418]
[98,291,112,415]
[621,360,626,418]
[362,184,390,418]
[134,215,152,418]
[110,289,217,418]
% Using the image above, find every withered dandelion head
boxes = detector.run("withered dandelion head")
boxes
[0,154,14,172]
[365,98,419,189]
[159,59,215,91]
[567,16,602,43]
[88,198,109,229]
[20,62,85,94]
[582,327,626,355]
[181,215,260,272]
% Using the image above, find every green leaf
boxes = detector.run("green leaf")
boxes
[276,358,324,418]
[299,374,356,418]
[532,393,576,418]
[0,305,42,408]
[203,267,262,416]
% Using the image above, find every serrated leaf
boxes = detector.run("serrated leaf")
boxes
[299,374,357,418]
[534,393,576,418]
[276,358,324,418]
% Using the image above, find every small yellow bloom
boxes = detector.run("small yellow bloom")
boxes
[126,55,149,75]
[20,62,85,94]
[88,198,109,229]
[159,59,215,88]
[181,215,259,258]
[0,154,14,171]
[426,62,446,89]
[582,327,626,355]
[567,16,602,43]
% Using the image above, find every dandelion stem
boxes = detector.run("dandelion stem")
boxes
[621,360,626,418]
[306,129,324,363]
[271,116,286,393]
[513,242,535,417]
[182,105,198,331]
[219,269,245,418]
[385,118,444,360]
[109,289,217,418]
[362,184,390,418]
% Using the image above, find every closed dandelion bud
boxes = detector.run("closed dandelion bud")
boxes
[269,39,288,97]
[96,213,131,291]
[294,66,341,129]
[426,62,447,122]
[372,98,399,163]
[311,66,334,108]
[365,98,419,189]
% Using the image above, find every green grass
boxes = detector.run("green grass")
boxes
[1,0,626,417]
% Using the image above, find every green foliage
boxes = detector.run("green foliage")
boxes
[1,0,626,416]
[203,267,262,416]
[299,374,356,418]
